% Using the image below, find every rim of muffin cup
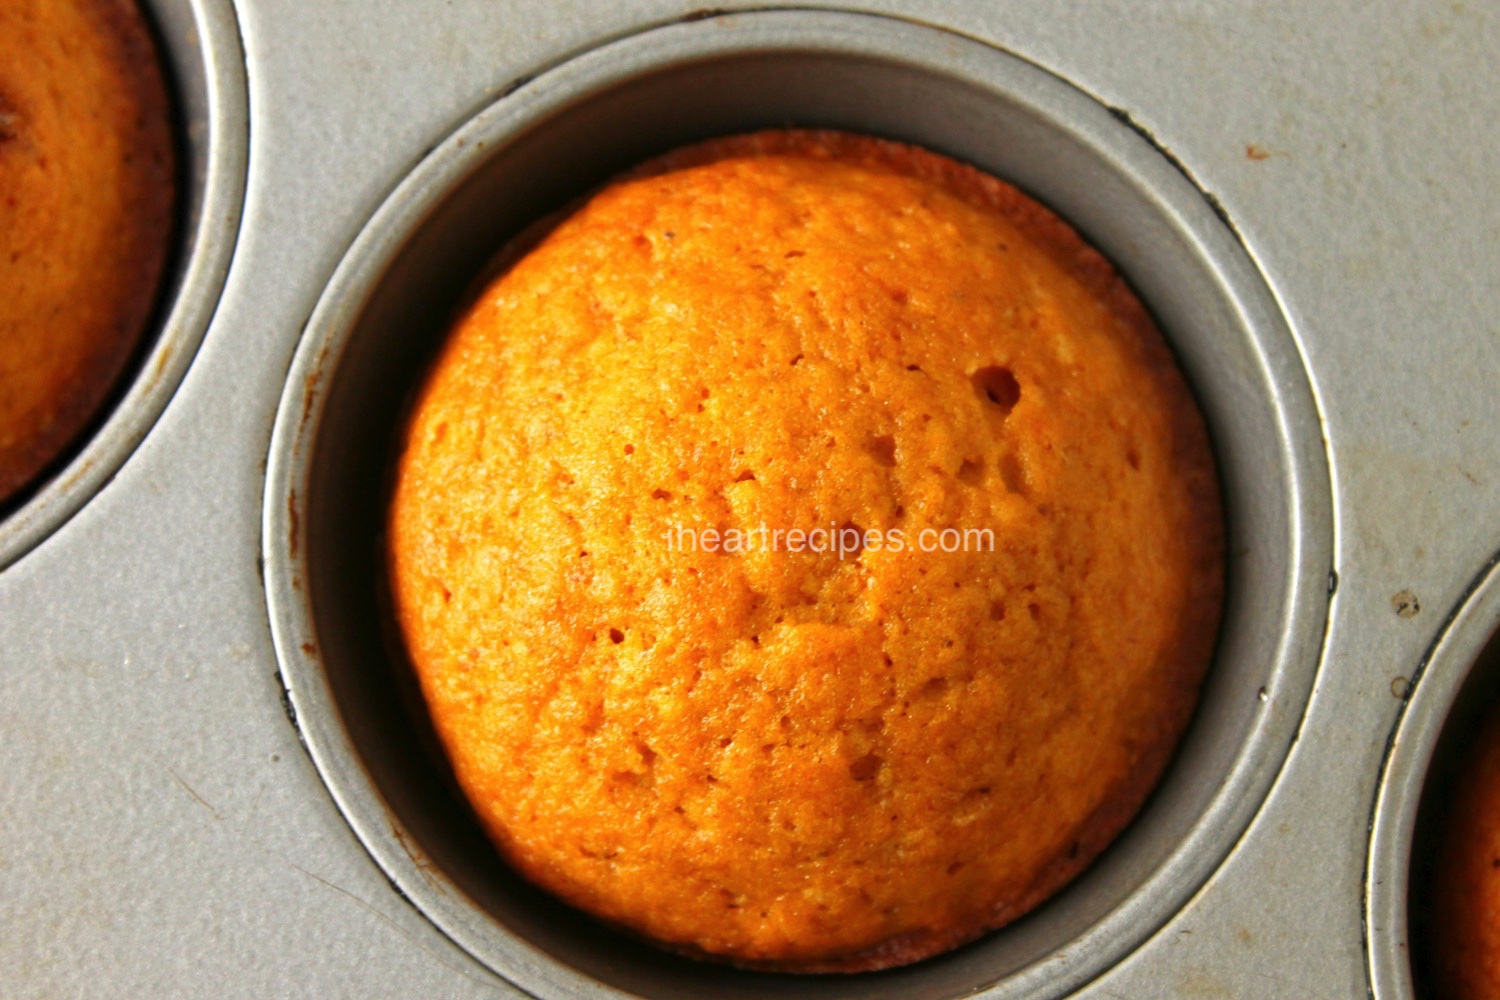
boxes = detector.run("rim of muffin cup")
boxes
[1368,556,1500,999]
[0,0,248,570]
[262,9,1333,999]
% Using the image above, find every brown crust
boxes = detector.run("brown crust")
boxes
[0,0,177,503]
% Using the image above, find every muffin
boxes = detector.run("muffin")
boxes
[0,0,177,504]
[1423,689,1500,997]
[388,130,1224,971]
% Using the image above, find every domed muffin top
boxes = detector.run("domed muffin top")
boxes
[389,130,1222,971]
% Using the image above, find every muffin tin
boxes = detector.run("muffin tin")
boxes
[3,3,1496,998]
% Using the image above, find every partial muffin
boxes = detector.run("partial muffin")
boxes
[389,130,1223,971]
[0,0,177,504]
[1424,690,1500,997]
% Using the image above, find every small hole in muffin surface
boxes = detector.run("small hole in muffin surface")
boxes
[972,365,1021,415]
[849,753,883,781]
[867,435,897,467]
[999,453,1027,495]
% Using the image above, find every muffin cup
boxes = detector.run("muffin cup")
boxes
[0,0,247,569]
[263,9,1332,998]
[1367,557,1500,999]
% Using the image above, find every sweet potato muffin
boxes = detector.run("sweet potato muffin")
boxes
[0,0,176,504]
[389,130,1223,971]
[1424,691,1500,998]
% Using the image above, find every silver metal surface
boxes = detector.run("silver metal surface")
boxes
[3,2,1498,998]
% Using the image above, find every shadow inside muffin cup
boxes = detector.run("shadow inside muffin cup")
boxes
[0,0,246,568]
[266,10,1331,999]
[1369,558,1500,1000]
[1407,631,1500,995]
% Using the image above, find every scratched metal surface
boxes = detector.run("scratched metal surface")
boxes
[1,2,1496,998]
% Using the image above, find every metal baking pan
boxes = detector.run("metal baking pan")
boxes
[4,2,1496,998]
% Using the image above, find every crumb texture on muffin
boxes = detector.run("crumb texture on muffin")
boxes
[0,0,176,503]
[389,130,1223,971]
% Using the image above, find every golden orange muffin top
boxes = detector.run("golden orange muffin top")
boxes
[1425,693,1500,998]
[0,0,176,504]
[389,130,1223,970]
